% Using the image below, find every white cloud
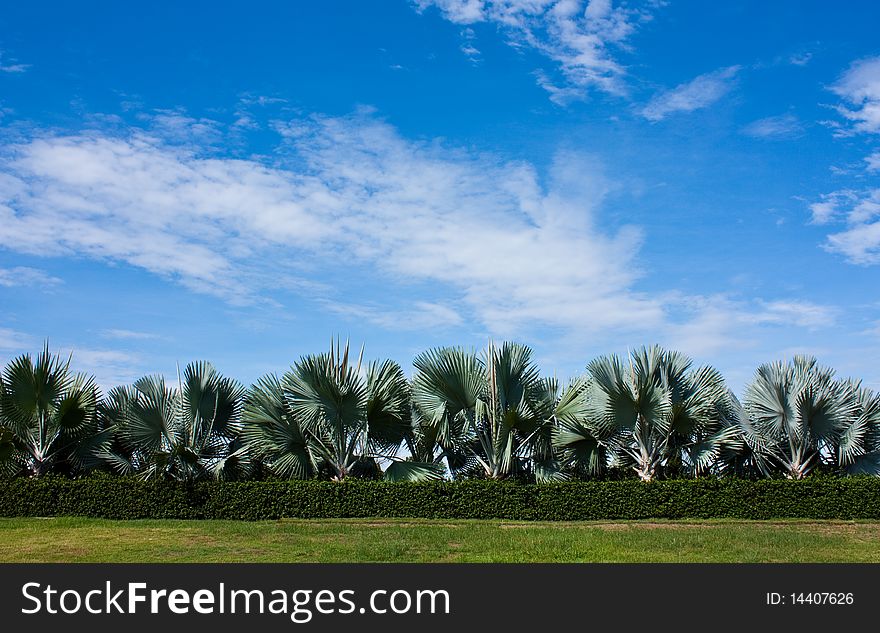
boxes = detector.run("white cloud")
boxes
[321,300,464,331]
[661,295,836,357]
[826,220,880,265]
[0,49,29,73]
[809,200,838,225]
[830,56,880,135]
[846,191,880,225]
[0,130,325,304]
[0,331,156,390]
[414,0,662,101]
[138,109,223,145]
[742,113,803,139]
[809,188,880,264]
[809,58,880,266]
[63,347,145,391]
[808,189,856,225]
[416,0,485,23]
[460,44,481,58]
[0,110,839,354]
[232,93,288,130]
[789,52,812,67]
[753,300,837,329]
[0,327,33,352]
[0,112,662,338]
[461,44,480,63]
[534,69,586,104]
[641,66,740,121]
[100,329,162,341]
[0,327,35,383]
[0,266,62,287]
[459,27,482,63]
[662,295,749,357]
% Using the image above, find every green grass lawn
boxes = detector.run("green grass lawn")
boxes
[2,517,880,562]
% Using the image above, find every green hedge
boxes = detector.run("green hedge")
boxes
[2,476,880,520]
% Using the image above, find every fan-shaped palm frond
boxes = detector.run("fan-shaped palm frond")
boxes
[841,383,880,475]
[412,341,558,481]
[551,376,609,477]
[242,340,441,481]
[366,359,412,450]
[582,345,739,481]
[239,373,314,479]
[0,344,101,477]
[411,346,483,450]
[102,361,245,481]
[741,357,878,479]
[742,356,857,479]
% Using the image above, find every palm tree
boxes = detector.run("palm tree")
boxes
[839,381,880,475]
[573,345,740,481]
[741,356,879,479]
[411,341,560,481]
[409,346,481,478]
[0,345,102,477]
[241,341,442,481]
[239,372,313,479]
[715,392,773,478]
[100,361,248,481]
[551,376,611,478]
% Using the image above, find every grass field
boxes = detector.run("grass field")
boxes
[2,517,880,562]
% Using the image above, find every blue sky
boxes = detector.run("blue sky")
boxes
[1,0,879,393]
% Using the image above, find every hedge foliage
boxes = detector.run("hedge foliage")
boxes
[2,476,880,520]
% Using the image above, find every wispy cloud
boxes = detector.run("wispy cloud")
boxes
[809,190,853,225]
[754,49,815,70]
[829,56,880,135]
[641,65,740,121]
[321,300,464,331]
[413,0,663,102]
[459,27,482,63]
[0,108,837,355]
[0,326,33,352]
[232,93,288,130]
[0,111,660,337]
[416,0,485,23]
[809,188,880,264]
[0,49,29,73]
[62,347,145,391]
[742,113,803,139]
[0,266,62,287]
[789,52,813,67]
[753,300,837,329]
[810,188,880,225]
[0,328,146,390]
[100,329,162,341]
[137,109,223,145]
[825,215,880,265]
[808,57,880,265]
[0,325,153,390]
[661,295,836,357]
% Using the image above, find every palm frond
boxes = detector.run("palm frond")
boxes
[382,460,445,482]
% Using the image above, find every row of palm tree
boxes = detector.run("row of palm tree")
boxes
[2,341,879,482]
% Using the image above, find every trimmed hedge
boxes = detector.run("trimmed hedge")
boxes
[1,476,880,520]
